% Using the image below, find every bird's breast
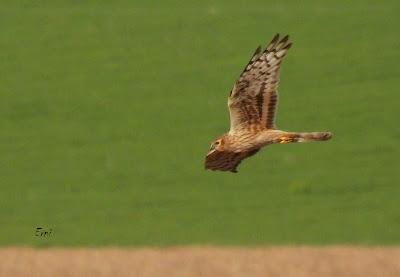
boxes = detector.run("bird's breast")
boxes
[225,132,261,152]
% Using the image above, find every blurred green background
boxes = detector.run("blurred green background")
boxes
[1,0,399,246]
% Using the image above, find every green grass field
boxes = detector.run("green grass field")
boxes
[1,0,399,247]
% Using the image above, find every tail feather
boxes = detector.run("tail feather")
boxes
[300,132,333,142]
[278,132,332,144]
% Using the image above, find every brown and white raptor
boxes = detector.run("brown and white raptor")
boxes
[205,34,332,173]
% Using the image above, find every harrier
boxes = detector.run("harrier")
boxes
[205,34,332,173]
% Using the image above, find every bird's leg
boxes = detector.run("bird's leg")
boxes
[277,131,332,144]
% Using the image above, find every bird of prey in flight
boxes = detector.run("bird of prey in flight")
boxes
[205,34,332,173]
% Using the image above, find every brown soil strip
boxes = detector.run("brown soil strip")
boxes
[1,246,399,277]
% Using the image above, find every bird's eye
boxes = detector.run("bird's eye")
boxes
[210,141,221,151]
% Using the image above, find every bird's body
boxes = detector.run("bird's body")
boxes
[205,34,332,173]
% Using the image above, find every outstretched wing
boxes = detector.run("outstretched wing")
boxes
[205,148,260,173]
[228,34,292,131]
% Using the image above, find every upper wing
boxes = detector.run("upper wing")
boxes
[205,148,260,173]
[228,34,292,132]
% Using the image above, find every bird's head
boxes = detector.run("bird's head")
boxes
[207,135,227,156]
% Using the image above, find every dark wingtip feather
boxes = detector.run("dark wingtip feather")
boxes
[266,33,280,51]
[280,34,289,44]
[270,33,280,44]
[254,45,262,55]
[283,42,292,50]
